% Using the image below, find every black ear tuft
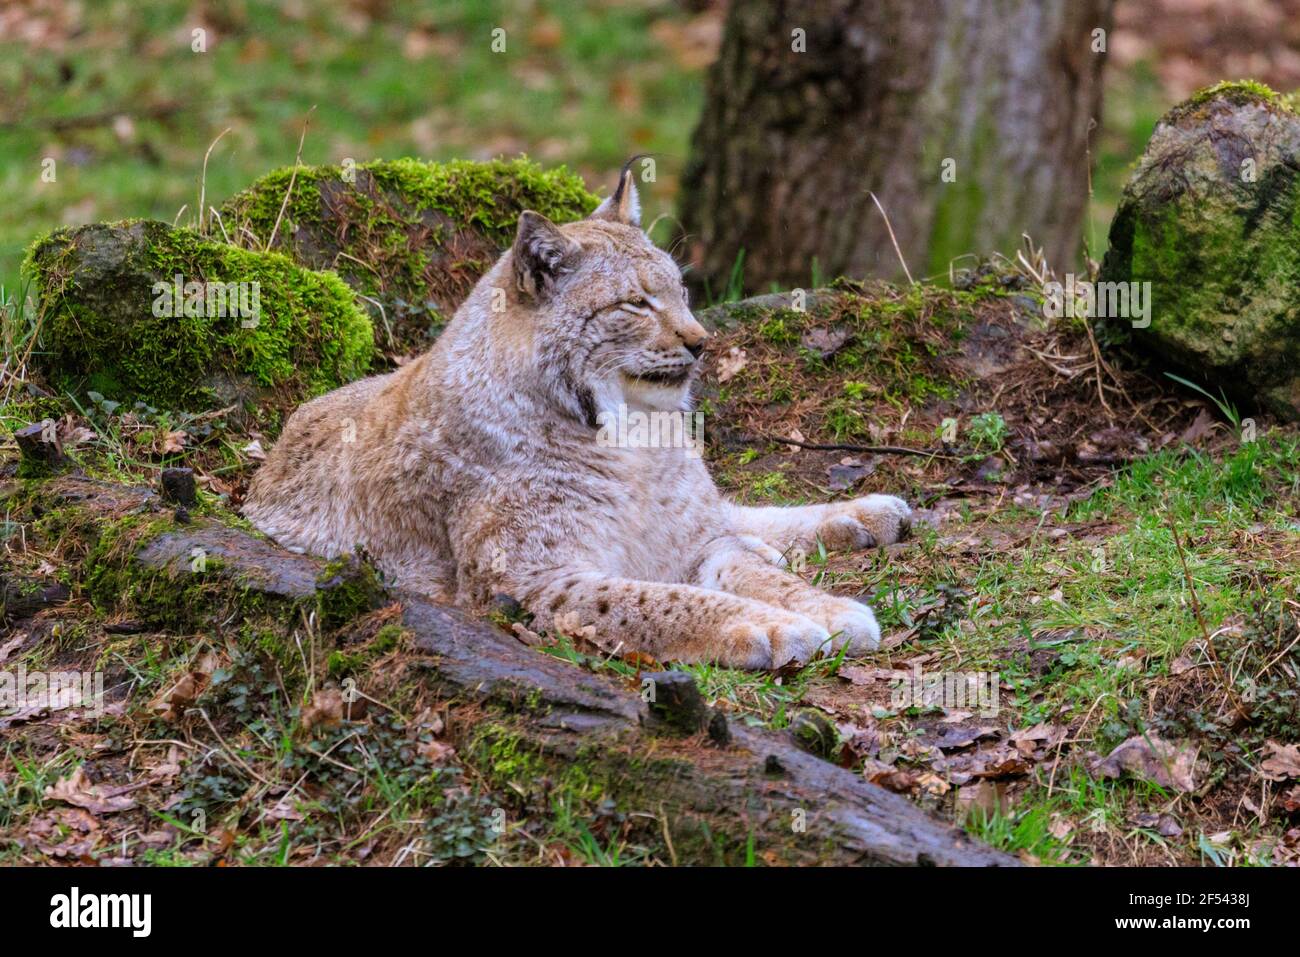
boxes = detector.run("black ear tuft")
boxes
[512,210,580,299]
[588,157,644,227]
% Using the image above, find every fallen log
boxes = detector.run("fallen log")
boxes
[29,476,1015,866]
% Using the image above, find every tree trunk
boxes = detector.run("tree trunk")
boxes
[679,0,1114,293]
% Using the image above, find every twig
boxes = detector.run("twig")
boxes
[266,106,316,251]
[868,192,914,286]
[188,707,276,786]
[198,127,232,234]
[740,432,957,459]
[1165,515,1251,723]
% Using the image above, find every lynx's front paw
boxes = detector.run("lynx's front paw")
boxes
[817,494,912,551]
[818,597,882,655]
[720,610,831,669]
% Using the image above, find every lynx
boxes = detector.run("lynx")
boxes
[243,170,912,668]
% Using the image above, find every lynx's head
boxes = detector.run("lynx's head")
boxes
[507,167,708,425]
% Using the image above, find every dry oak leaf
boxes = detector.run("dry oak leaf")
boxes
[1093,734,1201,793]
[44,767,139,814]
[715,346,747,383]
[1258,741,1300,782]
[1280,785,1300,814]
[1010,723,1068,755]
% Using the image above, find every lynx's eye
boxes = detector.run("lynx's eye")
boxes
[623,297,650,311]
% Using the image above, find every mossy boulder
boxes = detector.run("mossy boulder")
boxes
[25,219,374,424]
[1100,81,1300,419]
[217,157,599,354]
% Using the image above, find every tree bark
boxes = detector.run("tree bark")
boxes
[679,0,1115,293]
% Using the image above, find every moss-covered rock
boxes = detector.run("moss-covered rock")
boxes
[218,157,599,354]
[1100,81,1300,419]
[25,219,374,423]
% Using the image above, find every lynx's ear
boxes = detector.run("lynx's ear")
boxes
[512,210,580,299]
[588,165,641,227]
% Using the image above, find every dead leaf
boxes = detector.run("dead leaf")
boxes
[1048,814,1076,841]
[1010,722,1067,755]
[159,429,188,454]
[837,665,905,686]
[418,739,457,765]
[0,634,25,664]
[1258,741,1300,782]
[1178,408,1219,447]
[148,671,203,722]
[242,438,266,461]
[827,460,874,492]
[1280,785,1300,813]
[1093,734,1201,792]
[301,687,349,731]
[511,622,543,646]
[862,758,916,793]
[715,347,747,383]
[1133,812,1183,837]
[935,725,1001,752]
[956,780,1012,819]
[44,768,139,814]
[800,325,854,358]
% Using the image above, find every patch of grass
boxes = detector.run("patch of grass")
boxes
[0,0,709,283]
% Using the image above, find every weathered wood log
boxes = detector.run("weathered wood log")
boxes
[14,421,65,470]
[0,573,70,619]
[35,476,1015,866]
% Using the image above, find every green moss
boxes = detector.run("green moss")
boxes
[1166,79,1285,125]
[1188,79,1279,108]
[25,219,374,417]
[1100,82,1300,417]
[219,157,599,352]
[314,554,385,629]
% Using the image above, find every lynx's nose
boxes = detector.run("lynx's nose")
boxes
[680,321,709,358]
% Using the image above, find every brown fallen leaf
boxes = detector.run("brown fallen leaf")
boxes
[715,346,747,383]
[1010,722,1068,755]
[158,429,188,455]
[148,671,203,722]
[934,725,1001,752]
[418,739,457,765]
[955,745,1034,781]
[1093,734,1201,793]
[1178,408,1219,447]
[827,460,875,492]
[301,687,364,731]
[0,633,24,663]
[956,780,1012,820]
[1132,812,1183,837]
[862,758,916,794]
[800,325,854,359]
[1048,814,1076,841]
[837,665,905,686]
[148,651,221,722]
[44,767,139,815]
[1258,741,1300,782]
[1279,785,1300,813]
